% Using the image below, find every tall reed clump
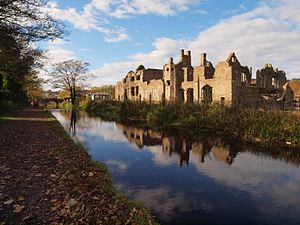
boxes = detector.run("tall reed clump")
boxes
[146,103,180,128]
[86,100,121,120]
[226,109,300,145]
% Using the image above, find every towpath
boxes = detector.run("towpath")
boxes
[0,108,153,224]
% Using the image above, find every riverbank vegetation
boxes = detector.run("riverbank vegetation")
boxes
[86,100,300,148]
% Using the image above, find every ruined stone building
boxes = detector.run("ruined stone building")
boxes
[115,49,294,109]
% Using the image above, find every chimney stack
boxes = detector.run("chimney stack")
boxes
[179,49,184,62]
[201,53,207,66]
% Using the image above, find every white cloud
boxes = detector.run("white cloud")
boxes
[50,38,66,46]
[146,145,178,166]
[129,37,187,64]
[45,46,75,64]
[47,1,129,43]
[43,39,76,66]
[104,32,129,43]
[106,159,129,171]
[90,0,202,18]
[115,184,202,221]
[47,0,205,42]
[91,0,300,85]
[188,151,300,222]
[91,61,140,85]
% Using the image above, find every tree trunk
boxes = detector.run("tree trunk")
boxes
[73,86,76,105]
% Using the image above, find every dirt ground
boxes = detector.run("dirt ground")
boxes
[0,108,154,225]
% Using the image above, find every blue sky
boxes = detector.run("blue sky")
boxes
[42,0,300,87]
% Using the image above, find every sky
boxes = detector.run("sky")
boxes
[41,0,300,89]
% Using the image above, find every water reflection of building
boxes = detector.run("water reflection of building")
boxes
[117,123,237,167]
[162,137,191,167]
[116,124,161,148]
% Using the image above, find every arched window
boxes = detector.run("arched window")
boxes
[201,85,213,104]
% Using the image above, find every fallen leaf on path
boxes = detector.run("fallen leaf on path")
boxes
[13,205,25,213]
[3,199,14,205]
[88,172,94,177]
[22,215,31,221]
[18,196,25,201]
[67,198,77,207]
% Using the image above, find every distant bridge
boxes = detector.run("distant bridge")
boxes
[40,98,64,108]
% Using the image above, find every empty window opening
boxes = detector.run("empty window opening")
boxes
[136,86,139,96]
[204,70,214,79]
[220,97,225,106]
[241,73,247,84]
[201,85,213,104]
[187,72,193,81]
[131,87,135,96]
[167,80,171,86]
[187,88,194,102]
[124,89,128,100]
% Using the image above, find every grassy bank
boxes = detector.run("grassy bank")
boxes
[86,100,300,148]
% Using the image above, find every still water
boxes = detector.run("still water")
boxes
[52,110,300,225]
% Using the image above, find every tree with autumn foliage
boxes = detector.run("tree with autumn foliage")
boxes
[0,0,66,105]
[49,60,93,105]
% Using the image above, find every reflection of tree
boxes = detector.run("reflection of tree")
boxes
[69,110,77,137]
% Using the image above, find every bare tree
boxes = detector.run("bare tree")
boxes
[49,60,93,105]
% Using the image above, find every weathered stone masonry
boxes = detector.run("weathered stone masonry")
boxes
[115,49,294,109]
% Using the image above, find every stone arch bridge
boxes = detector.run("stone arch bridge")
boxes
[40,98,64,108]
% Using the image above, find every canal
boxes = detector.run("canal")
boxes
[52,110,300,225]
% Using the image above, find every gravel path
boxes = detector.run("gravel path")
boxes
[0,109,154,225]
